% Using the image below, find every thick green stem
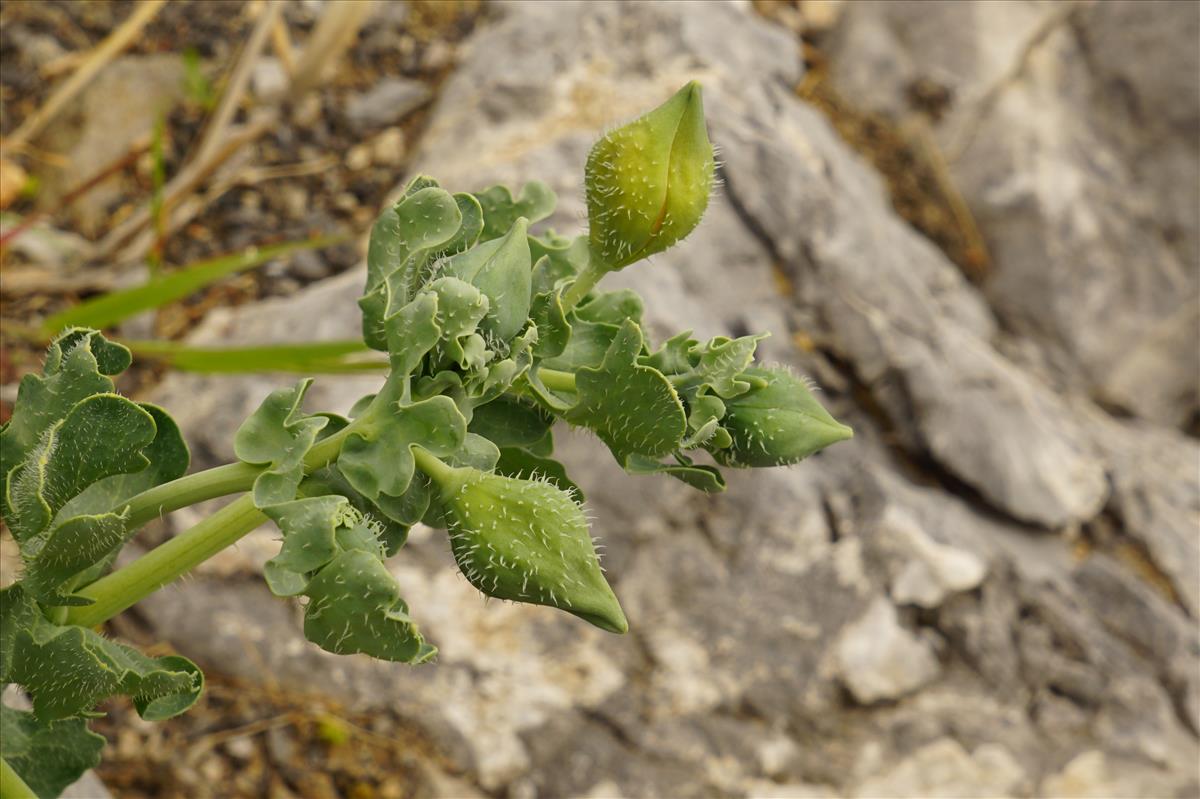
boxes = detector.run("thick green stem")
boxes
[538,367,577,392]
[1,756,37,799]
[66,423,360,629]
[412,446,456,488]
[119,462,260,529]
[560,258,610,311]
[65,494,265,627]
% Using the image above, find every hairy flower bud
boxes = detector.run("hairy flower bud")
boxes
[714,367,853,468]
[433,465,628,633]
[585,81,714,270]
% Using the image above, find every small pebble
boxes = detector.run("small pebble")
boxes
[346,144,372,171]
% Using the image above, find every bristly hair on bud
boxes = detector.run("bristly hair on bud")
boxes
[585,81,715,271]
[425,460,628,634]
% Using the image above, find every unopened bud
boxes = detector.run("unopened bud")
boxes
[585,81,714,270]
[436,467,628,633]
[714,367,853,468]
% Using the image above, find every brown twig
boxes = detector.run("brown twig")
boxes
[191,1,281,169]
[287,0,376,98]
[0,136,151,249]
[4,0,168,151]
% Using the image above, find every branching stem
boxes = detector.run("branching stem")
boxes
[65,424,360,628]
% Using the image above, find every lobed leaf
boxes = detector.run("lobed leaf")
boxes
[565,320,687,465]
[233,379,328,507]
[474,181,556,241]
[0,704,104,799]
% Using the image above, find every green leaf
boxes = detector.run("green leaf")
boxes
[124,339,382,375]
[385,291,442,377]
[360,181,464,351]
[625,454,725,493]
[529,287,571,358]
[566,320,687,464]
[467,395,553,449]
[40,236,347,335]
[445,218,532,341]
[2,585,202,721]
[426,277,490,369]
[1,704,104,799]
[575,289,643,327]
[299,466,409,556]
[1,331,129,520]
[474,181,556,240]
[432,192,485,257]
[8,394,156,544]
[529,234,588,295]
[674,334,768,398]
[263,496,348,578]
[303,550,435,663]
[540,318,619,373]
[337,396,466,501]
[233,379,328,507]
[494,447,584,502]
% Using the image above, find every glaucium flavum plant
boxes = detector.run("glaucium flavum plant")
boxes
[0,82,852,798]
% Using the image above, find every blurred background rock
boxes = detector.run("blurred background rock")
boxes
[1,1,1197,797]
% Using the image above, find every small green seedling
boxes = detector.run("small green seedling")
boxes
[0,83,852,798]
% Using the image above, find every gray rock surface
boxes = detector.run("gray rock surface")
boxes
[137,1,1199,796]
[826,0,1200,428]
[344,76,432,131]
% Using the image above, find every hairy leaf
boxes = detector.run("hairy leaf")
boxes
[566,320,687,464]
[0,704,104,799]
[234,379,328,507]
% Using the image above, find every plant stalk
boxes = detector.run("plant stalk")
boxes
[65,494,265,628]
[537,367,577,392]
[68,424,360,628]
[0,756,37,799]
[560,258,609,311]
[119,461,261,529]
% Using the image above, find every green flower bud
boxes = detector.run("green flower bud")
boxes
[713,367,853,468]
[585,81,715,270]
[433,465,627,633]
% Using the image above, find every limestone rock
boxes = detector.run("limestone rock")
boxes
[836,596,941,704]
[826,0,1200,427]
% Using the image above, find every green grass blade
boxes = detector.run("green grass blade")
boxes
[124,339,387,374]
[41,235,349,335]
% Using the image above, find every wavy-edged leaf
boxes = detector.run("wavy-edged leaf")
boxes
[575,289,643,327]
[540,318,619,373]
[303,550,435,663]
[530,287,570,359]
[474,181,556,240]
[494,447,583,502]
[8,394,155,543]
[467,395,553,449]
[445,217,532,341]
[234,379,328,507]
[566,320,686,464]
[625,454,725,493]
[360,181,463,350]
[1,330,129,521]
[337,396,466,502]
[2,585,202,721]
[529,233,587,295]
[673,334,768,398]
[426,277,489,369]
[0,703,104,799]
